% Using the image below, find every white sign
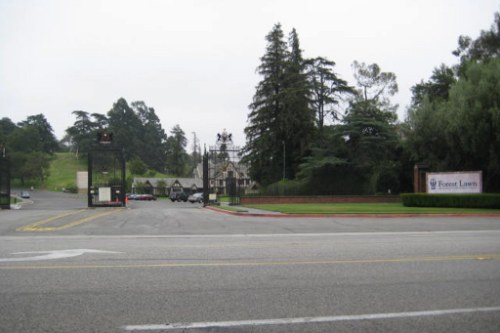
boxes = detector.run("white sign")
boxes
[99,187,111,201]
[426,171,482,194]
[76,171,88,189]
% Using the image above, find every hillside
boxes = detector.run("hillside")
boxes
[44,152,171,192]
[46,152,87,191]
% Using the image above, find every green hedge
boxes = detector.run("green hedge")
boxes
[400,193,500,209]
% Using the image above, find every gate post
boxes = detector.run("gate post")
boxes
[88,132,126,208]
[0,146,10,209]
[202,148,209,207]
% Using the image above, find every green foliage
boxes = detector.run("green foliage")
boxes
[306,57,355,129]
[453,12,500,70]
[243,202,500,214]
[411,64,456,106]
[260,179,307,196]
[401,193,500,209]
[406,12,500,192]
[1,117,55,185]
[65,111,106,158]
[45,152,86,191]
[18,114,59,154]
[298,61,401,195]
[131,101,168,172]
[166,124,189,176]
[65,99,169,173]
[129,157,148,175]
[242,24,315,185]
[406,58,500,191]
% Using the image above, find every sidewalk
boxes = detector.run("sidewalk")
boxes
[205,204,500,218]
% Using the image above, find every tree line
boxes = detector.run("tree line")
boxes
[242,13,500,194]
[0,114,59,185]
[2,12,498,192]
[64,98,196,177]
[0,99,197,186]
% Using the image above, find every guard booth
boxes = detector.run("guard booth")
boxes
[88,132,126,207]
[0,146,10,209]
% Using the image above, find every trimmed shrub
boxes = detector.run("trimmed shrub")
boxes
[401,193,500,209]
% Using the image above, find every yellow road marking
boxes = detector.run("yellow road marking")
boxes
[1,253,499,270]
[16,209,122,232]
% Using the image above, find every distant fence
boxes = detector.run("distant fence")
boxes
[240,195,401,205]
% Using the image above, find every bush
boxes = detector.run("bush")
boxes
[400,193,500,209]
[261,180,306,196]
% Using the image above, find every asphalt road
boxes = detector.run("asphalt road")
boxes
[1,191,499,332]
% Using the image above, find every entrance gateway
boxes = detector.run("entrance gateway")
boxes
[88,132,126,207]
[203,129,255,206]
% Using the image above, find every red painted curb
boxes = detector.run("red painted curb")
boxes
[204,206,500,218]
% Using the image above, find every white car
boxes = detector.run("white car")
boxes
[187,192,203,203]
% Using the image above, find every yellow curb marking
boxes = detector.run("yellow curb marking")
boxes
[16,209,121,232]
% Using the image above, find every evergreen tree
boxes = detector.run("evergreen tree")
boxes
[65,111,106,157]
[306,57,354,130]
[131,101,168,172]
[345,61,400,193]
[242,24,316,185]
[166,124,189,176]
[107,98,143,160]
[282,28,316,179]
[410,64,456,106]
[242,23,289,185]
[19,114,59,154]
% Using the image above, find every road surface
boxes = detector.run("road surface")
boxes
[1,191,499,332]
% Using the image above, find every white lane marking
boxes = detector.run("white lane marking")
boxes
[122,306,500,331]
[3,229,500,241]
[0,249,122,262]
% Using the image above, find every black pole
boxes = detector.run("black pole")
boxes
[202,148,209,207]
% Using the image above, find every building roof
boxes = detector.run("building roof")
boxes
[133,177,203,189]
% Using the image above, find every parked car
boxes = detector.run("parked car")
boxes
[137,194,157,201]
[127,193,157,201]
[20,191,30,199]
[170,191,187,202]
[188,192,204,203]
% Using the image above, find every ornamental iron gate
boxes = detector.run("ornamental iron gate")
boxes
[88,135,126,207]
[206,130,243,205]
[0,147,10,209]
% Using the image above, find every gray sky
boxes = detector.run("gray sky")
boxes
[0,0,498,150]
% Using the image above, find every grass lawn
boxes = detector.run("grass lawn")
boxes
[45,152,87,191]
[242,203,500,215]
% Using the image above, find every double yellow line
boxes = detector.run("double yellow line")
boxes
[16,209,121,232]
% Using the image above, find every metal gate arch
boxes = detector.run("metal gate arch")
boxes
[204,130,243,206]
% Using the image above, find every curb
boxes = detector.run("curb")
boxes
[205,206,500,218]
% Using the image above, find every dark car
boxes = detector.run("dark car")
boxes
[188,192,204,203]
[138,194,157,201]
[170,191,187,202]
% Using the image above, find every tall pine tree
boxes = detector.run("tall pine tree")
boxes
[242,23,289,185]
[282,28,315,180]
[242,24,315,185]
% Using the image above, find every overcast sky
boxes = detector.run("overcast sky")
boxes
[0,0,498,150]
